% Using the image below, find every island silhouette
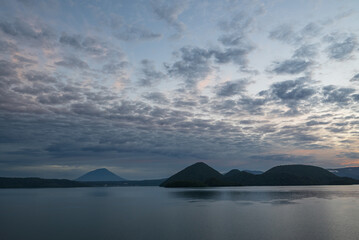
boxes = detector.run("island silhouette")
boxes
[1,162,359,188]
[160,162,359,187]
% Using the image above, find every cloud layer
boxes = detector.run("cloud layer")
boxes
[1,0,359,179]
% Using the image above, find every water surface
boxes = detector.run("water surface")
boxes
[1,185,359,240]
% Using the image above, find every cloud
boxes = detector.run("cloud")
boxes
[237,97,266,115]
[325,34,357,60]
[13,83,55,95]
[272,59,312,74]
[256,124,277,134]
[218,12,253,32]
[0,87,43,114]
[260,77,317,116]
[114,25,161,41]
[109,14,161,42]
[151,0,187,38]
[352,94,359,102]
[0,106,252,170]
[350,73,359,82]
[37,92,82,105]
[0,18,53,41]
[218,34,245,47]
[59,33,82,48]
[102,61,128,75]
[59,33,113,57]
[0,60,19,78]
[216,79,252,97]
[211,99,237,115]
[3,1,359,178]
[269,22,322,45]
[269,78,316,101]
[272,125,322,148]
[300,22,322,38]
[217,11,255,48]
[211,47,253,67]
[55,56,89,69]
[84,90,117,104]
[0,40,18,53]
[0,63,351,178]
[269,24,298,44]
[165,46,212,88]
[173,98,197,108]
[165,45,254,88]
[249,154,313,162]
[239,120,264,125]
[325,126,348,133]
[25,71,57,83]
[13,55,37,66]
[293,44,318,59]
[215,12,256,69]
[138,59,165,87]
[71,102,102,116]
[322,85,355,105]
[142,92,169,104]
[337,152,359,159]
[306,120,329,126]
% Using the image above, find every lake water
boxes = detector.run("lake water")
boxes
[1,185,359,240]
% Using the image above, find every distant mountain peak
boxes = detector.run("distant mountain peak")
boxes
[180,162,218,173]
[184,162,211,169]
[93,168,110,172]
[328,167,359,180]
[192,162,208,166]
[76,168,126,182]
[89,168,111,172]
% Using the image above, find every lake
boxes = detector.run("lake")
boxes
[1,185,359,240]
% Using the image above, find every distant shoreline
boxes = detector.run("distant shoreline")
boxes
[0,177,165,189]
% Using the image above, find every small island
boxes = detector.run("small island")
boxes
[160,162,359,187]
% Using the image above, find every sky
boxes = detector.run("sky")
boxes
[1,0,359,179]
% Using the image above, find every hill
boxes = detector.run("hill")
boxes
[76,168,126,182]
[160,162,228,187]
[328,167,359,180]
[224,169,258,186]
[259,165,357,185]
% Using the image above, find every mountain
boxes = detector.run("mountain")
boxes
[160,162,228,187]
[162,163,359,188]
[224,169,258,186]
[227,165,359,186]
[0,177,88,188]
[76,168,126,182]
[242,170,263,175]
[328,167,359,180]
[258,165,357,185]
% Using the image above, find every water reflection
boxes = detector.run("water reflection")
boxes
[171,190,222,200]
[169,187,359,204]
[87,188,112,197]
[2,186,359,240]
